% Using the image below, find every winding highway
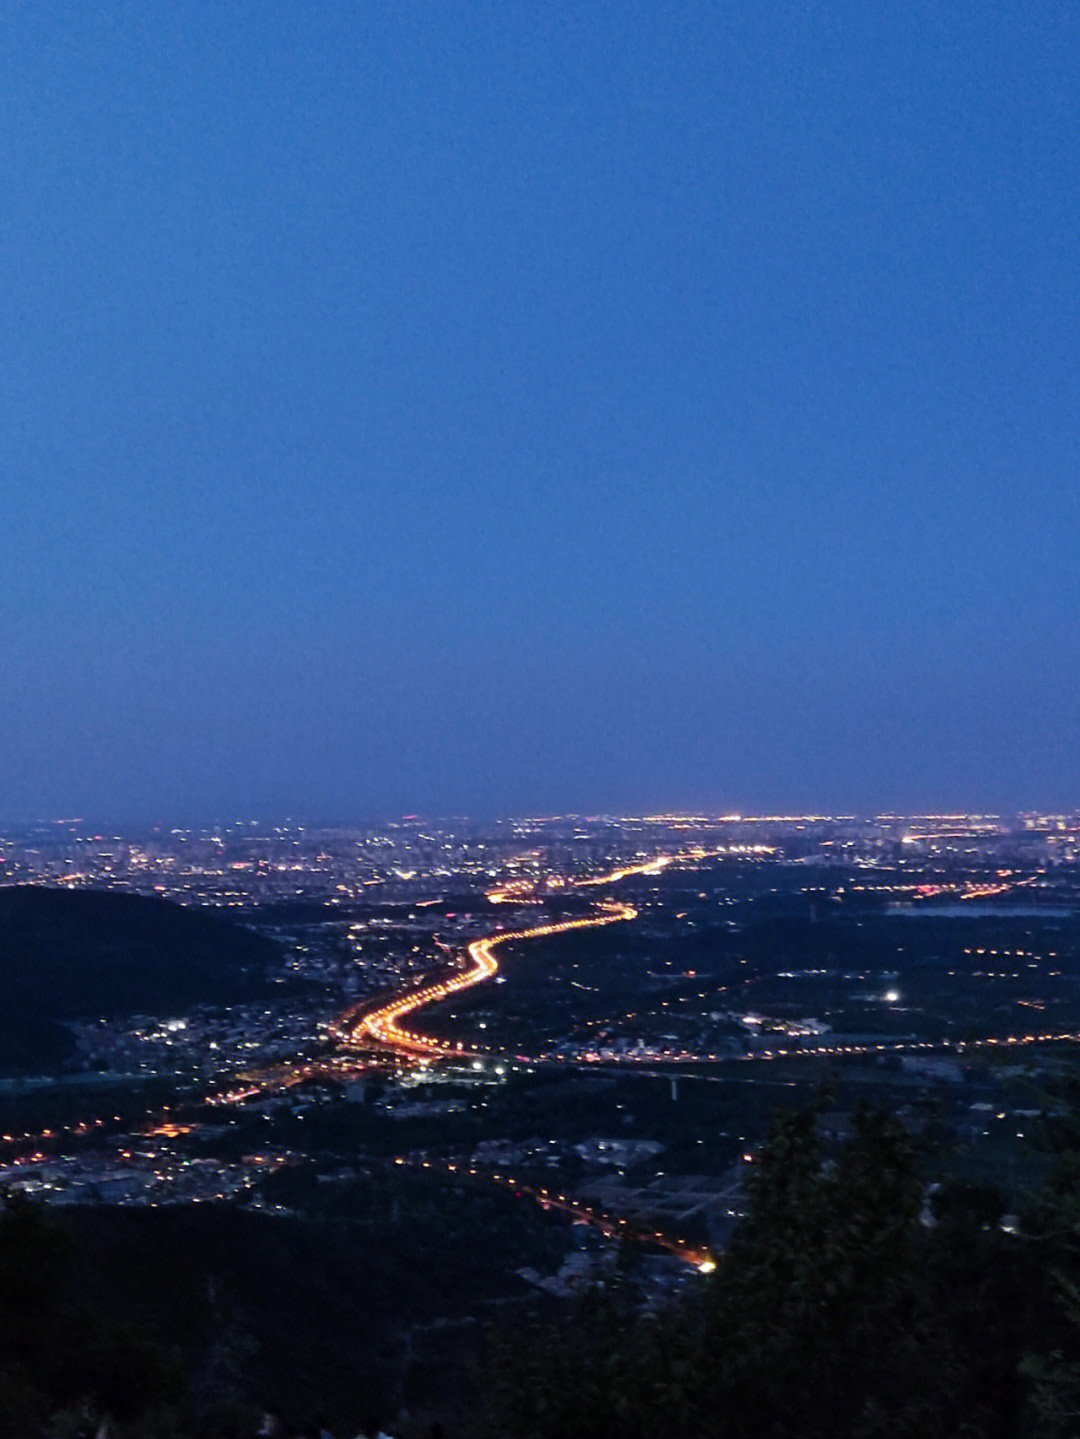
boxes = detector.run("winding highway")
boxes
[338,900,638,1057]
[336,847,730,1060]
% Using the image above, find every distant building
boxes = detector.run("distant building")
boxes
[572,1137,664,1168]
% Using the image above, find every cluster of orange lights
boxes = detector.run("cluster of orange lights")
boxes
[139,1121,195,1138]
[8,844,1079,1269]
[363,848,728,1058]
[352,902,637,1056]
[394,1153,716,1271]
[485,847,731,906]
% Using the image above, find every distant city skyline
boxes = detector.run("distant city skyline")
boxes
[3,805,1079,831]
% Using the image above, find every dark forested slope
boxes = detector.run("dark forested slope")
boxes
[0,886,282,1071]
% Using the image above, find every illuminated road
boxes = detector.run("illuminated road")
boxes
[8,1025,1080,1165]
[179,854,1080,1082]
[332,846,736,1058]
[394,1154,716,1271]
[338,901,637,1057]
[486,854,674,904]
[213,858,1062,1087]
[5,847,1076,1261]
[484,844,769,904]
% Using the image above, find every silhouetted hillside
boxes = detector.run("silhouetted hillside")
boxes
[0,1165,555,1434]
[0,886,282,1072]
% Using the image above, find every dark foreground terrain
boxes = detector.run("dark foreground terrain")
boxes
[4,1088,1080,1439]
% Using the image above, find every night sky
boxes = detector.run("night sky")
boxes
[3,2,1078,822]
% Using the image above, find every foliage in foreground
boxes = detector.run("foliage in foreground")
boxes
[4,1093,1080,1437]
[482,1106,1080,1439]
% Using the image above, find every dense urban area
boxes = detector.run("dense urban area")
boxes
[4,811,1080,1435]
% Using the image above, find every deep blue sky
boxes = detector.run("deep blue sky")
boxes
[3,1,1078,821]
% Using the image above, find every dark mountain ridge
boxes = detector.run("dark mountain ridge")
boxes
[0,886,282,1072]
